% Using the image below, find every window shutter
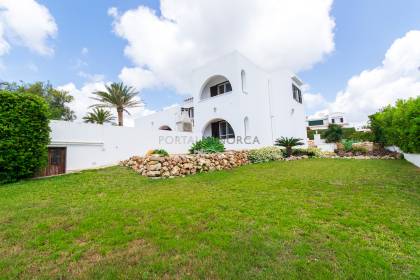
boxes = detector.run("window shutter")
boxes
[211,122,220,138]
[226,82,232,92]
[210,86,218,97]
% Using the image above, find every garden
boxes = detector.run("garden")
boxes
[0,86,419,279]
[1,159,419,279]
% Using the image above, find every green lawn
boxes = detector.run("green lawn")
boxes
[0,159,419,279]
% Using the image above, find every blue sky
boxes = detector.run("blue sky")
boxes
[1,0,419,122]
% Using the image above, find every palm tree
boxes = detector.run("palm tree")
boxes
[83,107,115,125]
[90,82,141,126]
[274,137,304,157]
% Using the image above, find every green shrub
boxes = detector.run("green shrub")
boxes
[274,137,304,157]
[151,149,169,156]
[322,124,343,143]
[248,147,283,163]
[342,139,355,152]
[352,145,368,154]
[0,90,50,184]
[189,137,225,154]
[306,147,323,157]
[369,97,419,153]
[291,147,322,158]
[349,131,374,142]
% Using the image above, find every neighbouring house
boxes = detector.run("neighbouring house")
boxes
[135,51,307,148]
[306,112,350,130]
[46,51,307,175]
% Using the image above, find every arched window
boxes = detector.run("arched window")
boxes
[200,75,232,100]
[203,119,235,139]
[244,117,249,136]
[241,70,247,93]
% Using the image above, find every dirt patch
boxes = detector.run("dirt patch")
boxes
[67,238,157,277]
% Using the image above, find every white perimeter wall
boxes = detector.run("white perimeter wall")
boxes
[386,146,420,167]
[135,106,180,132]
[50,121,198,171]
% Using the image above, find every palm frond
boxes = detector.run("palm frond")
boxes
[89,82,142,126]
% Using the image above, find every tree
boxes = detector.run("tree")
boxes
[274,137,304,157]
[83,107,115,124]
[91,82,141,126]
[322,124,343,143]
[0,81,76,121]
[0,90,50,183]
[369,97,419,153]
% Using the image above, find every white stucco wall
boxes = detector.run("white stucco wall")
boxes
[190,51,306,148]
[50,121,197,171]
[386,146,420,167]
[133,51,307,151]
[134,106,180,132]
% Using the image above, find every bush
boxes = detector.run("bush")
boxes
[274,137,304,157]
[306,147,323,157]
[349,131,374,142]
[341,139,355,152]
[0,90,50,184]
[248,147,283,163]
[352,145,368,154]
[369,97,419,153]
[291,147,323,158]
[189,137,225,154]
[151,149,169,156]
[322,124,343,143]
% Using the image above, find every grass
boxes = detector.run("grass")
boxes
[0,159,419,279]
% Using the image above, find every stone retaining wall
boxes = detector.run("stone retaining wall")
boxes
[121,151,249,178]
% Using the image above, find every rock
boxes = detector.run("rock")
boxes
[146,170,161,177]
[150,155,164,162]
[170,166,180,176]
[148,163,161,171]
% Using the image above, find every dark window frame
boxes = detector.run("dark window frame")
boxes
[292,84,302,104]
[210,81,232,97]
[308,120,324,126]
[211,120,235,139]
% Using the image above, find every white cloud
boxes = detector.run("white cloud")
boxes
[107,7,118,18]
[81,47,88,55]
[0,0,57,56]
[118,67,158,91]
[77,71,105,83]
[110,0,335,93]
[316,30,420,123]
[58,81,107,122]
[303,92,327,110]
[0,23,10,55]
[163,103,179,111]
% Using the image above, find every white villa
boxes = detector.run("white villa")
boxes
[135,52,307,147]
[47,52,307,174]
[306,112,349,130]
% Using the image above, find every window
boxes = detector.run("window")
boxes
[340,117,344,123]
[211,120,235,139]
[331,119,335,124]
[308,120,324,126]
[210,81,232,97]
[292,84,302,104]
[181,107,194,118]
[241,70,247,93]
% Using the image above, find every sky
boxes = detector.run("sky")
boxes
[0,0,419,126]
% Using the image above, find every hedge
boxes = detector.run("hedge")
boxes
[0,90,50,183]
[307,127,356,140]
[369,97,419,153]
